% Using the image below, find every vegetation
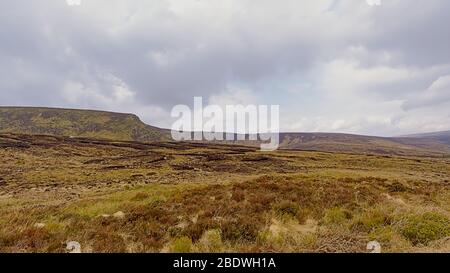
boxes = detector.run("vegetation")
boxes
[398,212,450,245]
[1,107,449,157]
[0,107,169,142]
[0,133,449,253]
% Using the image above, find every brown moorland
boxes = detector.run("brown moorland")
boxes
[0,133,449,253]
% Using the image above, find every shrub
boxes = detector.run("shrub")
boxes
[232,189,245,202]
[92,232,127,253]
[168,226,184,238]
[17,227,65,253]
[0,231,19,249]
[273,201,299,218]
[399,212,450,245]
[182,217,218,242]
[323,207,352,225]
[221,217,261,242]
[387,182,408,193]
[351,208,392,232]
[256,230,271,246]
[296,208,311,224]
[369,226,394,244]
[170,236,192,253]
[140,237,163,252]
[196,229,223,252]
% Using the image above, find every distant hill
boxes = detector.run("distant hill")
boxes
[276,132,450,156]
[0,107,169,142]
[398,130,450,145]
[0,106,449,156]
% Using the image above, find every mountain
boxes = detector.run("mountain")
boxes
[0,107,169,142]
[276,132,450,156]
[398,130,450,145]
[0,106,449,156]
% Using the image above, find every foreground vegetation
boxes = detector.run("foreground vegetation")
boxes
[0,134,449,253]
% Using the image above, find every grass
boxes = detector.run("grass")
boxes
[0,107,168,142]
[61,183,196,218]
[323,207,352,225]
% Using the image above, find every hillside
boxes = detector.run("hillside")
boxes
[0,107,169,142]
[277,133,450,156]
[399,131,450,145]
[1,106,449,156]
[0,116,449,252]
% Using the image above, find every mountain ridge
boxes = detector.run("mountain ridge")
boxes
[0,106,169,142]
[398,130,450,145]
[1,106,449,156]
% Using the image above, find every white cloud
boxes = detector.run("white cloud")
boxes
[208,87,260,107]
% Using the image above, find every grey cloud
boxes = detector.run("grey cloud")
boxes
[366,0,450,67]
[0,0,450,134]
[403,75,450,110]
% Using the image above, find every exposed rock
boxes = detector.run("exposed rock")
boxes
[113,211,126,219]
[34,223,46,228]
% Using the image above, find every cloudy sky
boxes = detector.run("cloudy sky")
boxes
[1,0,450,136]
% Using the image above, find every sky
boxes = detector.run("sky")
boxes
[1,0,450,136]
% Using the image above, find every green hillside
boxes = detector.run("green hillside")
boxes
[0,107,169,142]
